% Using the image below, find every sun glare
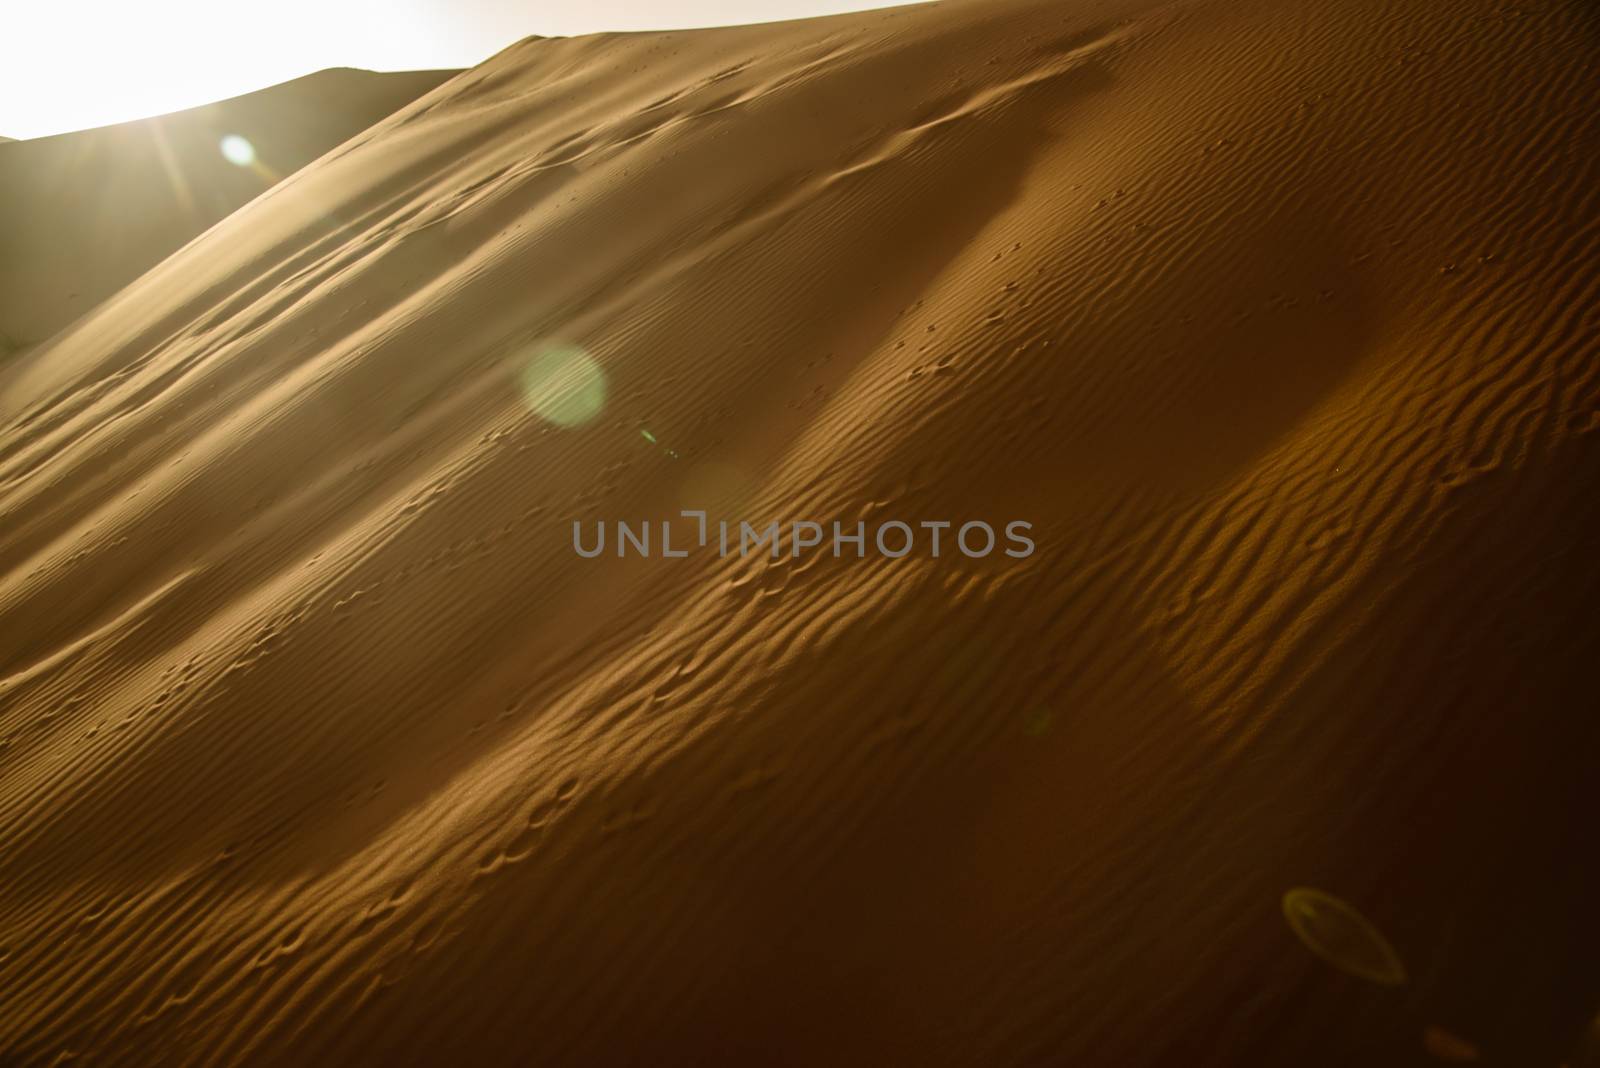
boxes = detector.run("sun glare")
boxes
[0,2,926,140]
[219,134,256,167]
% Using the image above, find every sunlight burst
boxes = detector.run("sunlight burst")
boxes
[219,134,256,167]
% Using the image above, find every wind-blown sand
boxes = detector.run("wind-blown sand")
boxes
[1,0,1597,1063]
[0,68,454,352]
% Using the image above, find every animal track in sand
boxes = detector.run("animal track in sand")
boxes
[252,926,307,970]
[600,799,656,836]
[477,778,582,874]
[352,879,415,934]
[728,763,782,797]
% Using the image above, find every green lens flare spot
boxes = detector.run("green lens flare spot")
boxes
[1282,887,1407,986]
[1022,709,1055,736]
[520,344,607,427]
[220,134,256,167]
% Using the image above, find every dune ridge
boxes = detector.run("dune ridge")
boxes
[1,0,1598,1063]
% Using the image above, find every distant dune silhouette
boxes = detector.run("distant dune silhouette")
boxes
[0,67,455,351]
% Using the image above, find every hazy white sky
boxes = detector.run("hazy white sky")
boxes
[1,1,922,139]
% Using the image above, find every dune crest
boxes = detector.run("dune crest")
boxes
[1,0,1598,1063]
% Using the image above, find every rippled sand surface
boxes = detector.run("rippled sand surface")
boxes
[1,0,1597,1062]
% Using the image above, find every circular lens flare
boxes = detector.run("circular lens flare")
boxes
[520,344,606,427]
[219,134,256,167]
[1282,887,1407,986]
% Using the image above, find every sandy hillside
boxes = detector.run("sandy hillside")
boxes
[0,68,454,352]
[1,0,1598,1064]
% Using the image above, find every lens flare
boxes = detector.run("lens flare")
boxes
[1282,887,1407,985]
[219,134,256,167]
[520,344,607,427]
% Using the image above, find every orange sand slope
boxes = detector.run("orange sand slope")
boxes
[0,68,454,352]
[2,0,1598,1063]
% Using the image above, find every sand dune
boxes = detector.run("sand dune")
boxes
[0,68,454,352]
[1,0,1598,1063]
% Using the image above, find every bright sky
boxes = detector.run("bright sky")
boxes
[1,0,923,140]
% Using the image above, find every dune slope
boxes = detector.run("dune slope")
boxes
[1,0,1598,1064]
[0,67,455,351]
